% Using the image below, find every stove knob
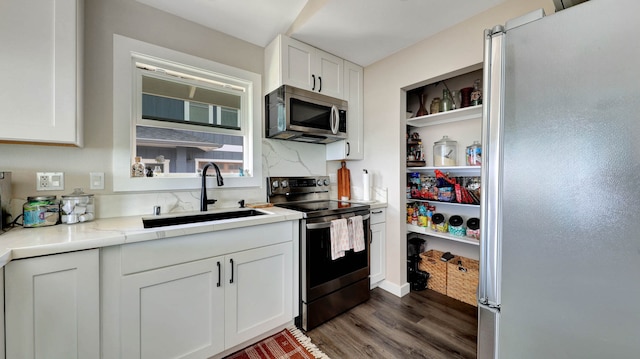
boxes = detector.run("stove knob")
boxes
[323,179,329,186]
[272,180,279,188]
[281,180,288,188]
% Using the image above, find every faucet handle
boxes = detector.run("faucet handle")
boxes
[238,199,245,208]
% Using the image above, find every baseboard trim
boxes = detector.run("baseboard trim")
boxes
[376,280,410,297]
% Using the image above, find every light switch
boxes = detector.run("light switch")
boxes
[90,172,104,190]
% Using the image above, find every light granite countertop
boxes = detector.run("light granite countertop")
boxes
[0,200,387,268]
[0,206,303,267]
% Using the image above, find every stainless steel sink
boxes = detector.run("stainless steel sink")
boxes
[142,209,266,228]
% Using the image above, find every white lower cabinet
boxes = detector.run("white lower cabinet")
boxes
[110,221,296,359]
[120,242,293,359]
[369,209,386,288]
[121,256,226,359]
[225,242,293,348]
[4,249,100,359]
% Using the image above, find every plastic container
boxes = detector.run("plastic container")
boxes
[23,196,59,227]
[61,188,95,224]
[433,136,458,166]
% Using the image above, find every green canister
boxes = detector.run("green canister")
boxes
[23,196,60,227]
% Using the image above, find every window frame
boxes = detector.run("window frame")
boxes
[113,34,262,192]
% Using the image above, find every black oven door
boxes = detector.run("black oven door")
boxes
[301,210,370,304]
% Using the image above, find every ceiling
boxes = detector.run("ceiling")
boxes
[136,0,507,67]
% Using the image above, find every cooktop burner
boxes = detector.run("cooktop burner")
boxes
[274,200,368,214]
[267,176,370,218]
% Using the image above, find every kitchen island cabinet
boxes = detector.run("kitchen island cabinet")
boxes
[5,249,99,359]
[0,0,82,146]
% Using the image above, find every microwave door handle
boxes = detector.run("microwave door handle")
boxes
[330,105,339,134]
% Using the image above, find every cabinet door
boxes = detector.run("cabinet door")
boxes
[370,222,386,288]
[5,250,99,359]
[225,242,293,348]
[121,257,225,359]
[314,49,344,99]
[0,0,81,146]
[327,60,364,160]
[282,36,315,91]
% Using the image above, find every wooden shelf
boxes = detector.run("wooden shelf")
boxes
[407,224,479,246]
[406,105,482,127]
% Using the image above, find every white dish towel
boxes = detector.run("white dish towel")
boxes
[348,215,365,253]
[330,218,350,260]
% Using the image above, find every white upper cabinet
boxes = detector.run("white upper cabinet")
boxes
[327,60,364,160]
[265,34,344,99]
[0,0,83,146]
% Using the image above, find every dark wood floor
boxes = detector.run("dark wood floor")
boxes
[306,287,478,359]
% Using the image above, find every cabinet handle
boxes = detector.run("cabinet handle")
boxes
[372,210,383,214]
[369,228,373,244]
[346,142,350,156]
[318,76,322,92]
[312,75,316,91]
[229,258,234,284]
[216,261,221,287]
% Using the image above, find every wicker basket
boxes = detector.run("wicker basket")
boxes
[418,250,447,295]
[446,256,479,306]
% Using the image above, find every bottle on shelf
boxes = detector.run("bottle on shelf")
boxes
[440,88,454,112]
[131,156,145,177]
[471,79,482,106]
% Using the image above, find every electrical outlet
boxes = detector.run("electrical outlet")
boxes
[90,172,104,190]
[36,172,64,191]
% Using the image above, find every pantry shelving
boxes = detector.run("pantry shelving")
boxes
[406,224,479,246]
[406,105,482,127]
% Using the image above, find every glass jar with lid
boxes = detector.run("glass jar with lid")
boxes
[433,135,458,166]
[61,188,95,224]
[466,141,482,166]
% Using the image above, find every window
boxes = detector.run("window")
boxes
[113,35,262,191]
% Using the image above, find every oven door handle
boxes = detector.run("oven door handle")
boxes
[306,214,370,229]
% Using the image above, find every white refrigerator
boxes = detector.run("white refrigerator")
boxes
[478,1,640,358]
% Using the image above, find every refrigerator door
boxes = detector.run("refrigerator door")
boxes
[477,304,499,359]
[497,0,640,358]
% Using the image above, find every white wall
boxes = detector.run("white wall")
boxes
[357,0,555,295]
[0,0,326,218]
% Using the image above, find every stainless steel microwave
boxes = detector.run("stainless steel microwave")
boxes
[265,85,347,144]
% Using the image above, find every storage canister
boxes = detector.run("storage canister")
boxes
[433,136,457,166]
[23,196,60,227]
[466,141,482,166]
[431,213,448,233]
[61,188,95,224]
[448,215,466,237]
[467,217,480,239]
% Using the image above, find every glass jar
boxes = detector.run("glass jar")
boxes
[61,188,95,224]
[448,215,466,237]
[440,89,454,112]
[471,79,483,106]
[466,141,482,166]
[431,213,448,233]
[467,217,480,239]
[430,98,441,114]
[23,196,60,227]
[433,135,458,166]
